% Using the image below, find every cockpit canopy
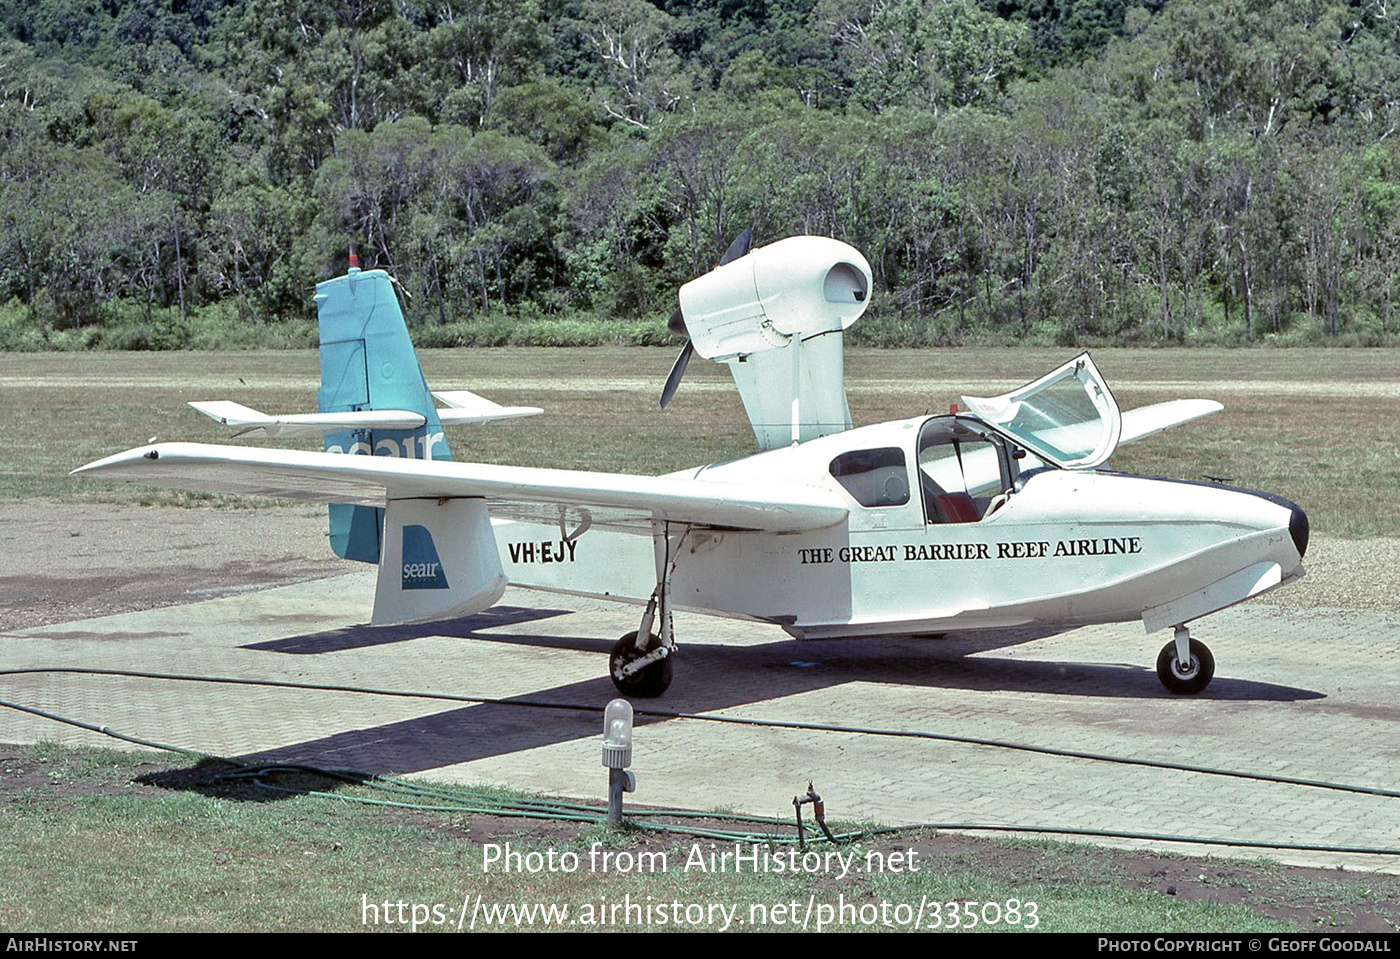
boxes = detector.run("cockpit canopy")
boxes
[960,352,1122,470]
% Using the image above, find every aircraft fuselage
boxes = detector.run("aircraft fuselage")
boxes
[496,415,1307,642]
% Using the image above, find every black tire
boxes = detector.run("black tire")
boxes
[1156,637,1215,694]
[609,630,673,697]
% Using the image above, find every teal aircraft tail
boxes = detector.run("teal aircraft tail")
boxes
[315,265,452,564]
[189,258,538,599]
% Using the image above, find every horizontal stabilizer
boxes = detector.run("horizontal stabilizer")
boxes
[192,394,541,437]
[431,390,543,425]
[189,401,426,439]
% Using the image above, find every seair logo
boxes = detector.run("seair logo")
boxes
[401,524,450,590]
[326,431,447,459]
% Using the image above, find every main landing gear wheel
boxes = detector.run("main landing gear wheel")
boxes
[610,630,673,698]
[1156,636,1215,695]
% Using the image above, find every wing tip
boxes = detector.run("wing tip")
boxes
[71,445,161,477]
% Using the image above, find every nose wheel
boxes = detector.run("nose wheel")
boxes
[1156,627,1214,694]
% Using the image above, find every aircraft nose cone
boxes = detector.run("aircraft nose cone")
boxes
[1245,489,1308,560]
[1289,502,1309,559]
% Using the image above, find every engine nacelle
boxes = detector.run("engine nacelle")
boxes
[677,236,872,359]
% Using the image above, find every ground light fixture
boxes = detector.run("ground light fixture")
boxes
[602,698,637,824]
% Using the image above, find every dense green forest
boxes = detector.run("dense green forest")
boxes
[0,0,1397,348]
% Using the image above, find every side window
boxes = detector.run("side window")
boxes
[829,448,911,508]
[917,420,1011,524]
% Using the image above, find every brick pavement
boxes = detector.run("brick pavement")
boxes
[3,573,1399,872]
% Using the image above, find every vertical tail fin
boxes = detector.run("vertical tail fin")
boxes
[315,266,451,563]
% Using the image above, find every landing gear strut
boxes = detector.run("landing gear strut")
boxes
[609,524,687,697]
[1156,625,1214,695]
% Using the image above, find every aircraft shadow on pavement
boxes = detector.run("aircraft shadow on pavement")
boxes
[239,606,574,654]
[167,616,1326,798]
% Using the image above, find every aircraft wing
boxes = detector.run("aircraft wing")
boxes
[71,443,849,534]
[1119,399,1223,444]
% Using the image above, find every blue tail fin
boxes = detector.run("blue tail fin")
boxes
[315,266,451,563]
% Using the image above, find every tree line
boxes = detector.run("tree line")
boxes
[0,0,1397,349]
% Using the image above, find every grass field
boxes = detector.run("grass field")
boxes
[3,346,1399,933]
[4,742,1390,933]
[3,346,1397,537]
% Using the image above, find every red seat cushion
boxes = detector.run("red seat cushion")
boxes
[937,492,980,523]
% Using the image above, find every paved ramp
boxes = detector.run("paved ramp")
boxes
[4,575,1400,872]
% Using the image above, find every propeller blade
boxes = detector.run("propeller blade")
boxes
[667,305,688,338]
[660,340,694,408]
[659,230,751,408]
[718,228,753,267]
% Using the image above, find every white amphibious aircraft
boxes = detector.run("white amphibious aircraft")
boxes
[74,236,1308,698]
